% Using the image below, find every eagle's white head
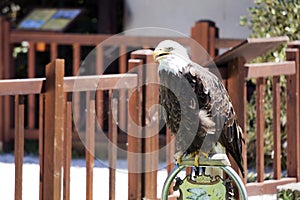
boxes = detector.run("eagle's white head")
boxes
[153,40,190,75]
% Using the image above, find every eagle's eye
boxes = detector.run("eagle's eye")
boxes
[165,47,174,52]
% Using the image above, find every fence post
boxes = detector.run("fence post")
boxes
[286,46,300,181]
[190,20,218,64]
[42,59,64,200]
[0,16,10,76]
[130,50,159,199]
[226,57,247,182]
[127,58,143,200]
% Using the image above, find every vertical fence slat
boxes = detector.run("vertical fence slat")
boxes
[119,45,127,135]
[127,59,142,200]
[3,19,11,151]
[73,43,80,75]
[119,45,127,73]
[96,44,103,75]
[28,42,36,129]
[3,19,11,74]
[86,91,95,200]
[256,77,265,182]
[273,76,281,180]
[14,95,24,200]
[3,19,10,78]
[96,45,104,130]
[43,59,64,200]
[50,43,58,61]
[63,93,72,200]
[108,94,118,200]
[72,43,81,140]
[39,94,45,200]
[3,95,10,151]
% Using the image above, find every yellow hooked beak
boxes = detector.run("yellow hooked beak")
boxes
[153,48,171,62]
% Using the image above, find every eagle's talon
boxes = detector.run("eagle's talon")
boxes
[200,151,209,159]
[194,154,199,167]
[187,151,200,167]
[176,152,183,165]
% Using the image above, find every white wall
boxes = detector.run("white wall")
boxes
[124,0,254,38]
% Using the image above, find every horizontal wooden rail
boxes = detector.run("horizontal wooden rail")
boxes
[64,74,138,92]
[0,78,45,95]
[0,74,138,95]
[244,61,296,79]
[11,30,247,51]
[10,31,191,47]
[212,36,289,66]
[215,38,244,49]
[246,177,297,196]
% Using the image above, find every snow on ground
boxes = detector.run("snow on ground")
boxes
[0,154,168,200]
[0,154,277,200]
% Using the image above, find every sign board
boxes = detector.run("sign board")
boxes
[17,8,81,31]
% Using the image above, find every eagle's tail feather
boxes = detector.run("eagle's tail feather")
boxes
[230,124,245,177]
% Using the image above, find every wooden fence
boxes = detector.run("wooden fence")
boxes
[180,22,300,195]
[0,59,142,200]
[1,16,300,199]
[0,18,242,149]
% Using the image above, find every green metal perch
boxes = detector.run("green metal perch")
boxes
[161,154,248,200]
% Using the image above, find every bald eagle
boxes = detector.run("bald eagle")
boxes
[154,40,244,176]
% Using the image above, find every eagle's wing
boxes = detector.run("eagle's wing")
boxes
[188,62,244,176]
[159,67,201,153]
[158,58,244,176]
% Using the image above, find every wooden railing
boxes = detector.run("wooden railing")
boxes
[243,52,299,195]
[0,59,141,200]
[188,20,300,196]
[2,54,300,200]
[1,16,300,199]
[118,41,300,198]
[0,17,243,148]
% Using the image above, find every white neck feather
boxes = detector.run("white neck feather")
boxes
[158,55,190,75]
